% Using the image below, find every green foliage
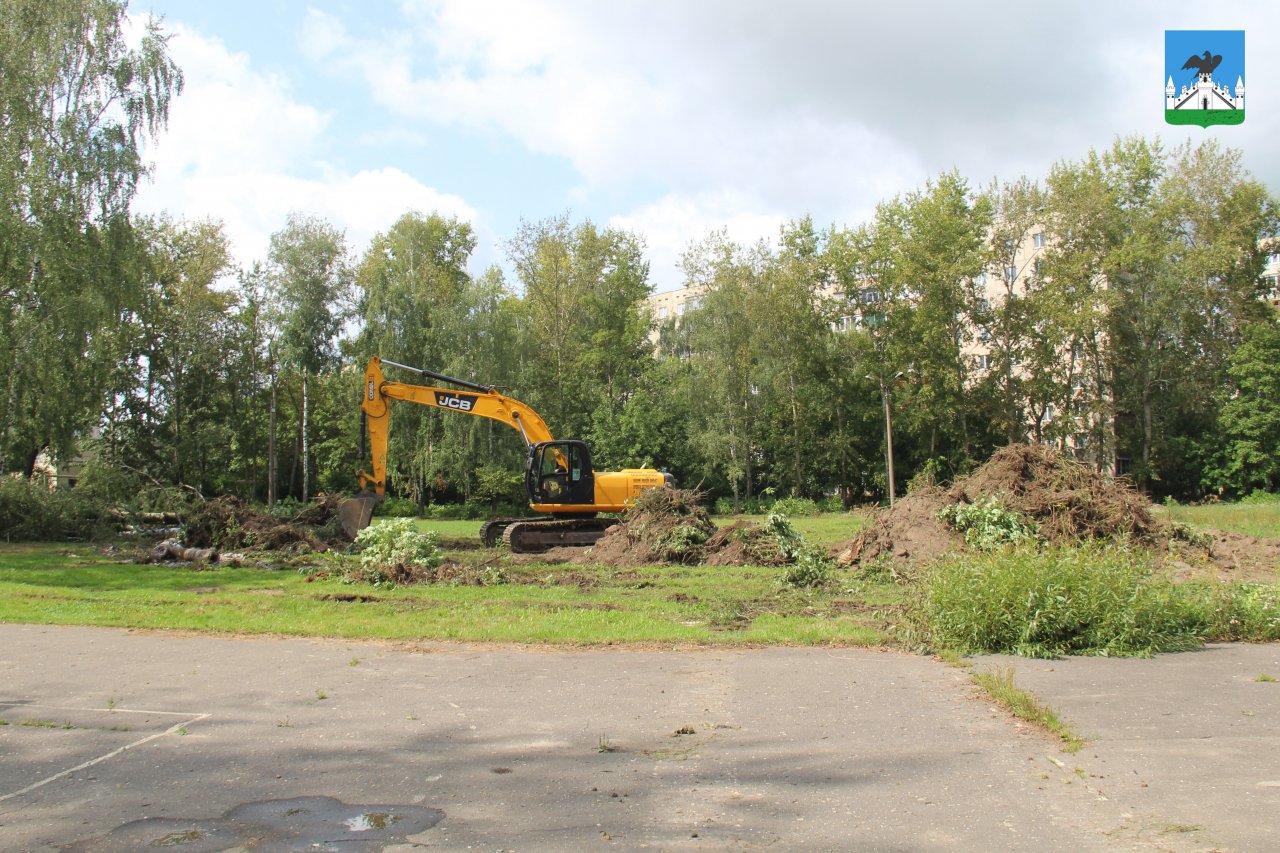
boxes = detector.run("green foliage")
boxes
[712,495,841,516]
[350,518,441,586]
[766,512,835,589]
[1205,584,1280,641]
[770,497,822,517]
[0,0,182,473]
[471,466,524,509]
[777,551,834,590]
[0,479,114,541]
[1241,491,1280,505]
[659,524,709,559]
[373,497,419,518]
[267,498,305,519]
[914,544,1217,657]
[938,497,1040,550]
[1210,320,1280,496]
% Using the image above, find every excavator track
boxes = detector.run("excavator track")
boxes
[501,518,615,553]
[479,517,552,547]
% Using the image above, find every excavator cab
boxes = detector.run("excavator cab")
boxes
[527,440,596,508]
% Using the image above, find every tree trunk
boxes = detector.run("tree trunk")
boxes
[268,374,277,506]
[23,445,41,480]
[1141,385,1153,492]
[788,370,802,494]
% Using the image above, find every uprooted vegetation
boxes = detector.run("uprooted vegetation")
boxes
[837,443,1277,581]
[180,494,348,554]
[582,489,833,585]
[830,444,1280,657]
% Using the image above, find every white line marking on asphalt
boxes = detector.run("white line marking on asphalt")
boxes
[0,703,202,717]
[0,706,211,803]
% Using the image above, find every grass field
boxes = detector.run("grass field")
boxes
[0,503,1274,648]
[1159,501,1280,539]
[0,520,894,645]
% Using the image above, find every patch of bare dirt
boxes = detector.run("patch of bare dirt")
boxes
[1159,530,1280,584]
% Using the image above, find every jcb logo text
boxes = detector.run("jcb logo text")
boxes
[436,392,477,412]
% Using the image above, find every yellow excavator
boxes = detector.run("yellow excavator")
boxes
[339,356,673,552]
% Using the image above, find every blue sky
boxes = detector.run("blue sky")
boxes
[129,1,1280,293]
[1165,30,1245,95]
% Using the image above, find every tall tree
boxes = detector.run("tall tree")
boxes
[979,176,1046,443]
[754,217,835,496]
[679,232,766,509]
[357,211,477,504]
[267,213,352,502]
[105,217,234,493]
[1212,318,1280,495]
[0,0,181,475]
[1042,137,1275,489]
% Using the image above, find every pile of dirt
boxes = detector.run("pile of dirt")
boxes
[836,489,958,568]
[837,444,1162,568]
[948,444,1157,541]
[183,494,346,553]
[583,489,816,568]
[588,488,717,566]
[702,521,799,567]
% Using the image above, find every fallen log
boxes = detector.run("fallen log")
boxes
[148,538,218,563]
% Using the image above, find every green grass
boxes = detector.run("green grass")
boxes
[912,543,1280,658]
[1160,501,1280,539]
[403,512,867,549]
[0,537,894,646]
[1164,109,1244,127]
[730,512,867,547]
[972,666,1084,752]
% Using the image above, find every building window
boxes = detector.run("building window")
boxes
[975,297,991,313]
[658,306,668,319]
[974,272,987,286]
[974,354,990,370]
[1033,232,1046,249]
[1004,266,1017,284]
[860,289,882,304]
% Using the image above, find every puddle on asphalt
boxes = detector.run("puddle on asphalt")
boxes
[61,795,444,852]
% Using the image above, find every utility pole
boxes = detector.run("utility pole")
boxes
[881,377,896,506]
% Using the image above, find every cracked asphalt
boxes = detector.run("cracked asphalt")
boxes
[1,625,1276,851]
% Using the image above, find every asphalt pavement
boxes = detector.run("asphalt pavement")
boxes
[1,625,1276,851]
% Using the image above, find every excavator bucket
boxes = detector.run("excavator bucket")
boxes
[338,493,380,540]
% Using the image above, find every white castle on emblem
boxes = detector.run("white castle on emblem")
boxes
[1166,70,1244,111]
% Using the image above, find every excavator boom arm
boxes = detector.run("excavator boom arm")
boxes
[357,356,554,495]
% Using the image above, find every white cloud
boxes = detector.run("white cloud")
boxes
[136,2,1280,297]
[133,21,477,267]
[610,191,793,294]
[309,1,1280,205]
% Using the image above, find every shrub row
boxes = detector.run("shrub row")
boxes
[0,478,116,541]
[911,544,1280,657]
